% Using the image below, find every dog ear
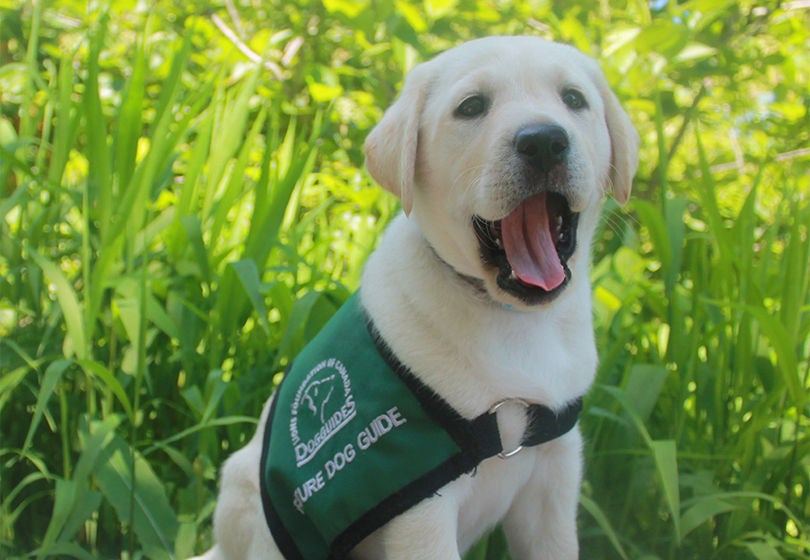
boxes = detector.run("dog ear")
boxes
[364,63,432,216]
[605,91,640,205]
[590,64,640,205]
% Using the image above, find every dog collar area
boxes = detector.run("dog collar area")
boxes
[259,292,584,560]
[422,242,545,313]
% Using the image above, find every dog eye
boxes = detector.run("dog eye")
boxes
[562,89,587,110]
[454,95,489,119]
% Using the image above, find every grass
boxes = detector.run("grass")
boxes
[1,1,809,559]
[580,121,810,558]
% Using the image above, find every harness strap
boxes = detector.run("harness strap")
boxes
[522,397,583,447]
[366,314,583,462]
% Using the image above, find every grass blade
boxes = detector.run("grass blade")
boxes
[650,440,680,543]
[47,53,80,187]
[26,246,87,360]
[37,479,78,560]
[112,24,147,193]
[22,359,73,455]
[93,431,179,557]
[622,364,669,421]
[78,360,135,422]
[180,215,212,284]
[83,12,113,238]
[229,259,271,336]
[679,496,738,539]
[743,540,783,560]
[580,493,631,560]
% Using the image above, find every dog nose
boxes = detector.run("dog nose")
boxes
[514,125,569,172]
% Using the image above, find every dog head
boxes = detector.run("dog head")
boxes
[365,36,639,309]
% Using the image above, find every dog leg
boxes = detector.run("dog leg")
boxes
[208,435,282,560]
[502,429,583,560]
[369,497,463,560]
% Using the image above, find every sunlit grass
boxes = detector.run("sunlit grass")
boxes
[1,2,808,559]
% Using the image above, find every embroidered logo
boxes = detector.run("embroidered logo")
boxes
[289,358,356,467]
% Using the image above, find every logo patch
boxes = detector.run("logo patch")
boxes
[289,358,356,467]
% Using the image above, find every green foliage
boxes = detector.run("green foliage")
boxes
[1,0,808,558]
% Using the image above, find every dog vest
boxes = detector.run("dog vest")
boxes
[259,292,583,560]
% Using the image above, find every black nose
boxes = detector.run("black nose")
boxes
[514,125,569,172]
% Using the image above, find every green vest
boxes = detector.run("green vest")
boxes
[259,292,582,560]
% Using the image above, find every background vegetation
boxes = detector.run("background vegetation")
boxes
[1,0,808,558]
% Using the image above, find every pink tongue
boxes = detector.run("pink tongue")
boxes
[501,193,566,291]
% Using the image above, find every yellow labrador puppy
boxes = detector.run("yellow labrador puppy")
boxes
[192,36,639,560]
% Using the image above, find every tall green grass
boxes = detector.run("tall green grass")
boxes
[1,2,809,559]
[580,123,810,558]
[1,10,390,559]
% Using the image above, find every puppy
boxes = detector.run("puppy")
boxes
[192,36,639,560]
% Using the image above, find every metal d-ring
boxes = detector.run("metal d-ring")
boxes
[488,397,531,459]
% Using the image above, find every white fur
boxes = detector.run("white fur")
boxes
[192,36,639,560]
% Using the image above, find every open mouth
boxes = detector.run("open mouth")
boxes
[473,192,579,305]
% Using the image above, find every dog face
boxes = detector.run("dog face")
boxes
[365,36,639,309]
